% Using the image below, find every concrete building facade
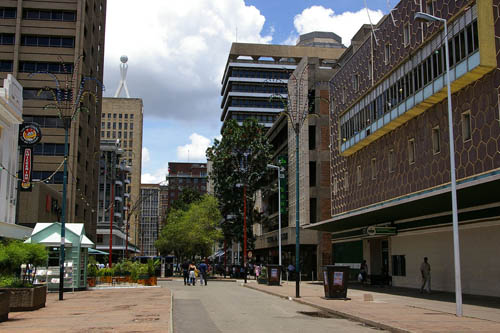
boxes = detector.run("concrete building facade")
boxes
[220,33,344,130]
[307,0,500,296]
[0,0,107,240]
[101,97,143,251]
[95,139,134,260]
[0,74,23,225]
[140,184,160,256]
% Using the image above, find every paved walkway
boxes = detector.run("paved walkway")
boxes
[0,286,171,333]
[245,281,500,333]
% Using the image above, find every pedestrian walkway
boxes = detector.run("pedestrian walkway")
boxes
[0,287,172,332]
[244,281,500,333]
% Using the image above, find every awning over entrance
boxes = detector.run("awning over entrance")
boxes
[306,172,500,233]
[89,248,108,255]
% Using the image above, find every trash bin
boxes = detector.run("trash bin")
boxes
[322,265,349,299]
[267,265,281,286]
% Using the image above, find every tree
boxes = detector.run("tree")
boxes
[206,118,272,247]
[168,187,202,212]
[155,195,222,262]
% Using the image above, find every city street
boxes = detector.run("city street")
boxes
[165,279,381,333]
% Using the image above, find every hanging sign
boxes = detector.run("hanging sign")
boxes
[20,147,33,191]
[19,122,42,146]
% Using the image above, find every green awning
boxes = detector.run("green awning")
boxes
[89,248,108,255]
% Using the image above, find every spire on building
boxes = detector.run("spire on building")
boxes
[114,55,131,98]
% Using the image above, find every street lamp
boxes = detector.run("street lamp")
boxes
[30,57,104,300]
[267,164,283,269]
[415,11,462,317]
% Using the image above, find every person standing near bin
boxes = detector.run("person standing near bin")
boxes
[420,257,431,294]
[182,261,189,286]
[360,260,368,285]
[199,261,208,286]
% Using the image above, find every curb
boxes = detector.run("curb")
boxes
[243,284,410,333]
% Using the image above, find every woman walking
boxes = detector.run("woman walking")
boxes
[189,262,196,286]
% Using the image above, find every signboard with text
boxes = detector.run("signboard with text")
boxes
[20,148,33,191]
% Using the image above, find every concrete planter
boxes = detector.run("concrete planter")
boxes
[0,285,47,311]
[0,291,9,321]
[87,277,96,287]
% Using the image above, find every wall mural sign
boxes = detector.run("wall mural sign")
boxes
[18,122,42,192]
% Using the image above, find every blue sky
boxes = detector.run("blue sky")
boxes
[103,0,393,183]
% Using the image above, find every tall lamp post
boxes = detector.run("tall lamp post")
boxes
[267,164,283,269]
[415,12,462,316]
[278,64,310,298]
[30,58,104,300]
[234,150,251,284]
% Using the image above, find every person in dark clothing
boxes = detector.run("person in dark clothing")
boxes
[181,261,189,285]
[199,261,208,286]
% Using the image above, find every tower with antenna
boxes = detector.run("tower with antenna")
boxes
[114,55,131,98]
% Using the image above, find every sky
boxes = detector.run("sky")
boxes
[102,0,393,184]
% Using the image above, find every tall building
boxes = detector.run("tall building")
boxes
[307,0,500,296]
[159,184,168,226]
[166,162,207,208]
[95,139,134,260]
[254,57,339,279]
[140,184,160,256]
[0,0,107,240]
[219,32,344,130]
[101,97,143,251]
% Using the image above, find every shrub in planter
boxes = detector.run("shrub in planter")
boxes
[87,258,98,287]
[0,241,48,311]
[137,265,149,285]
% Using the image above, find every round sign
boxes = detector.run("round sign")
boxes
[19,123,42,146]
[247,251,253,259]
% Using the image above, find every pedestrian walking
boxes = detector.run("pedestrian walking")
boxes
[420,257,431,294]
[189,263,196,286]
[199,261,208,286]
[359,260,368,285]
[182,261,189,286]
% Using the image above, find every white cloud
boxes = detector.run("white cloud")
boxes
[141,165,168,184]
[142,147,150,165]
[288,6,384,47]
[104,0,272,127]
[176,133,211,161]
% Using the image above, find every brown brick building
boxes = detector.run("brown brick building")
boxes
[3,0,107,240]
[307,0,500,296]
[166,162,208,209]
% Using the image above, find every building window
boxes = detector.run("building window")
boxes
[107,123,110,129]
[0,7,16,19]
[426,0,435,16]
[356,165,362,185]
[106,131,110,138]
[19,61,73,74]
[388,149,395,173]
[462,111,471,141]
[309,198,317,224]
[371,158,377,180]
[309,126,316,150]
[130,123,134,130]
[21,35,74,48]
[392,255,406,276]
[309,161,316,187]
[124,123,128,130]
[0,60,13,72]
[131,114,134,119]
[432,126,440,154]
[96,234,103,243]
[333,178,338,195]
[125,114,128,119]
[352,74,359,92]
[403,23,410,46]
[344,171,349,190]
[408,138,416,164]
[385,43,391,64]
[0,33,14,45]
[23,9,76,21]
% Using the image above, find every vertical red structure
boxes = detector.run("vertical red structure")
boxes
[109,185,114,268]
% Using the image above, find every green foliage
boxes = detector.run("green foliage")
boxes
[0,241,48,286]
[147,259,159,277]
[206,118,272,243]
[137,264,149,278]
[169,188,202,212]
[156,195,223,260]
[87,263,98,278]
[0,275,32,288]
[258,266,268,284]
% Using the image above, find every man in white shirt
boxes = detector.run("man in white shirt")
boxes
[420,257,431,294]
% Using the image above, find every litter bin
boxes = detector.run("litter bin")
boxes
[267,265,281,286]
[322,265,349,299]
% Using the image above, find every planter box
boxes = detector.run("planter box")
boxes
[0,291,9,322]
[87,277,96,287]
[0,285,47,312]
[148,277,157,286]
